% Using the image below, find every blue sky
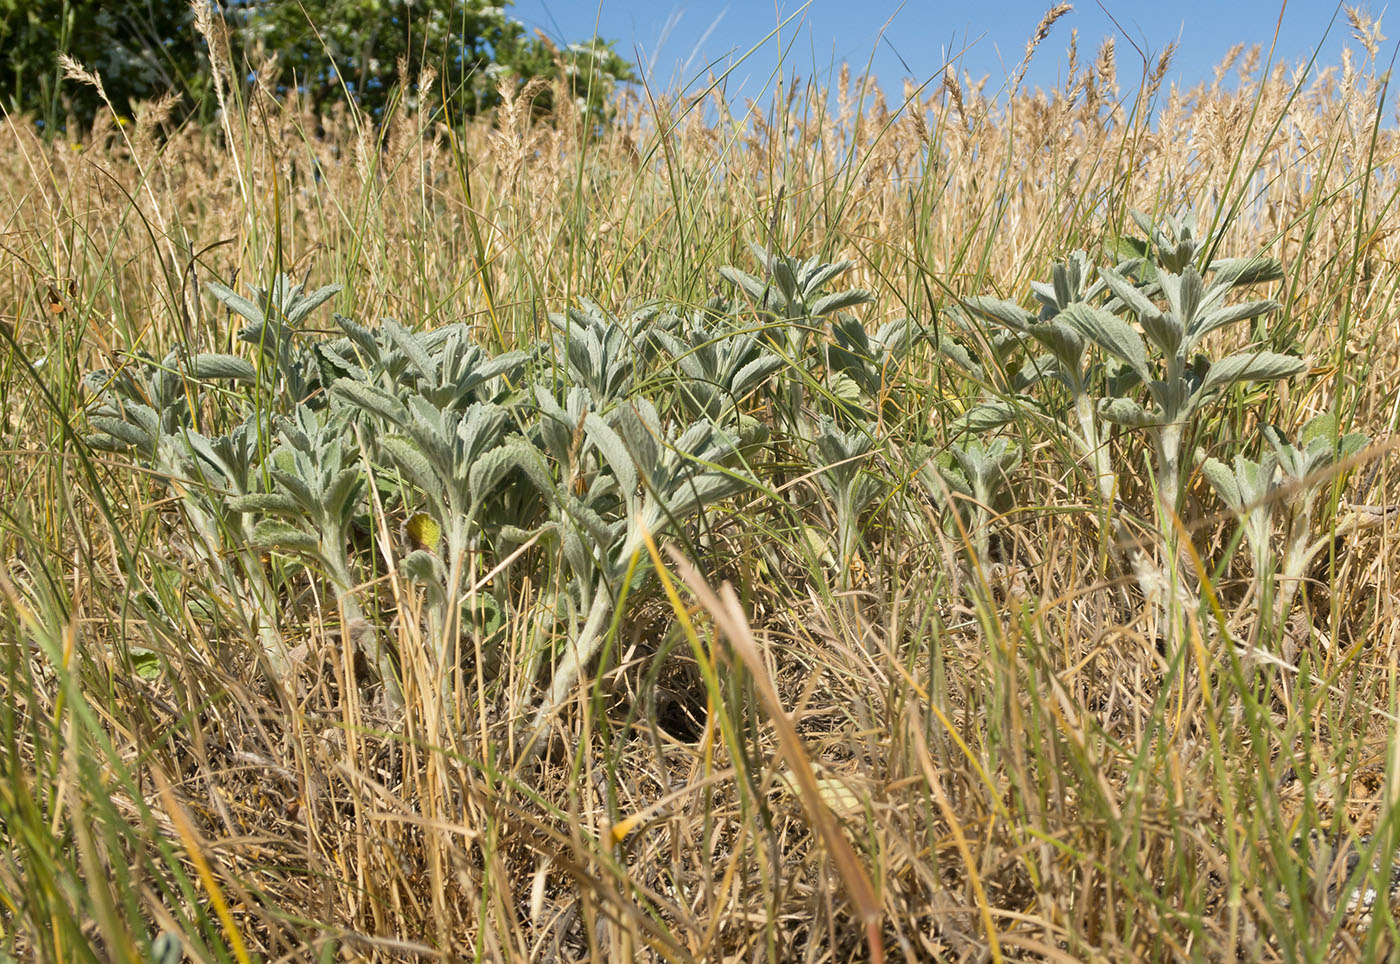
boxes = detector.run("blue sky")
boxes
[510,1,1379,100]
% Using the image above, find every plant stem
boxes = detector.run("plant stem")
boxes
[518,577,615,764]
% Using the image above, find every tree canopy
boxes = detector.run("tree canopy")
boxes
[0,0,636,133]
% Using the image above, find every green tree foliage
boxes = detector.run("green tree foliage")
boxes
[0,0,636,133]
[238,0,636,120]
[0,0,213,132]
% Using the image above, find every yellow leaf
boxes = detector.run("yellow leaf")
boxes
[406,512,441,552]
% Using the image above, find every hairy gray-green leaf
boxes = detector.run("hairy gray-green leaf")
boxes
[1188,299,1280,345]
[962,295,1036,332]
[1060,302,1150,378]
[1200,457,1243,510]
[227,492,300,515]
[1097,396,1158,428]
[332,378,409,426]
[810,289,875,318]
[953,399,1029,434]
[190,353,258,383]
[1209,256,1284,286]
[1196,352,1306,398]
[252,519,319,552]
[206,280,265,326]
[584,413,638,500]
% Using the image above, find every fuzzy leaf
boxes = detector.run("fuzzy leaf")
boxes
[1097,397,1158,427]
[1197,352,1306,398]
[731,355,784,398]
[322,466,364,519]
[206,281,265,326]
[1188,299,1280,345]
[384,319,436,381]
[1097,266,1161,321]
[467,443,523,507]
[1028,321,1085,368]
[1139,310,1184,356]
[190,353,258,383]
[1200,457,1243,511]
[379,436,441,498]
[584,413,638,500]
[1161,267,1205,325]
[953,400,1027,434]
[252,519,319,552]
[1060,303,1149,377]
[85,432,129,452]
[226,492,300,515]
[283,283,342,325]
[802,259,854,294]
[332,378,409,426]
[400,548,446,586]
[935,337,983,377]
[809,289,875,318]
[1299,412,1339,449]
[719,266,771,304]
[962,295,1035,332]
[269,469,316,511]
[88,416,152,449]
[826,372,864,405]
[1209,257,1284,286]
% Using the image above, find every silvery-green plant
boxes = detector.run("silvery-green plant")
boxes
[960,250,1136,504]
[810,419,887,584]
[332,377,536,706]
[227,405,401,707]
[518,399,750,759]
[206,274,342,407]
[825,314,925,419]
[325,316,528,413]
[1202,413,1369,640]
[720,244,875,430]
[1114,209,1287,288]
[917,437,1023,564]
[84,355,291,675]
[950,218,1304,640]
[650,308,784,422]
[548,300,673,404]
[719,243,875,351]
[1074,257,1303,524]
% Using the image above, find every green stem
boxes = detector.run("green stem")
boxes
[519,577,615,763]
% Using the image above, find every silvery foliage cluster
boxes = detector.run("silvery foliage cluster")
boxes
[957,212,1302,517]
[720,245,925,578]
[1202,413,1368,635]
[942,211,1372,648]
[83,272,786,736]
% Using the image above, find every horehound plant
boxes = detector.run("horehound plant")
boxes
[516,393,751,760]
[206,275,344,408]
[83,351,294,676]
[957,213,1306,635]
[327,315,531,711]
[231,405,402,707]
[1202,412,1370,660]
[333,383,534,711]
[719,243,875,432]
[918,436,1024,567]
[809,418,888,588]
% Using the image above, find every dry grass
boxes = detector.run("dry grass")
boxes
[4,11,1400,963]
